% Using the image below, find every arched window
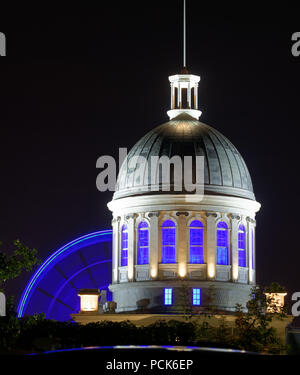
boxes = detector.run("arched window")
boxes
[238,225,246,267]
[189,220,204,264]
[137,221,149,265]
[120,224,128,266]
[216,221,229,265]
[161,220,176,263]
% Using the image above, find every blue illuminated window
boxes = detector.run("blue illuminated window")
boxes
[193,288,201,306]
[161,220,176,263]
[189,220,204,264]
[164,288,173,305]
[137,221,149,265]
[238,225,246,267]
[216,221,229,265]
[120,224,128,266]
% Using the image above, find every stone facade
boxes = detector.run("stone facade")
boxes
[108,194,260,312]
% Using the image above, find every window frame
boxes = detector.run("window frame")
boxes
[120,224,128,267]
[238,224,247,268]
[136,221,149,265]
[216,221,229,265]
[192,288,201,306]
[189,219,204,264]
[161,219,177,264]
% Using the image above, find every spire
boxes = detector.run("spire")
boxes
[183,0,186,69]
[167,0,201,120]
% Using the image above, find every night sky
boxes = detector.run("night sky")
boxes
[0,3,299,304]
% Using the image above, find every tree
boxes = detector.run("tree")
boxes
[204,284,217,316]
[264,282,287,293]
[175,279,193,319]
[234,285,287,353]
[0,240,40,293]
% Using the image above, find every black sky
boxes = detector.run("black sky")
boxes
[0,3,299,303]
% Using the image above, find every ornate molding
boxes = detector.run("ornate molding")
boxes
[147,211,160,218]
[246,217,256,224]
[108,193,261,215]
[125,213,136,220]
[205,212,217,218]
[231,214,241,220]
[176,211,189,216]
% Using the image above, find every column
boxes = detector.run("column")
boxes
[176,212,189,277]
[194,83,198,109]
[231,215,240,281]
[178,82,181,108]
[187,82,191,108]
[112,217,120,283]
[247,217,256,284]
[206,213,217,279]
[148,212,159,279]
[171,83,175,109]
[126,213,135,281]
[252,222,256,283]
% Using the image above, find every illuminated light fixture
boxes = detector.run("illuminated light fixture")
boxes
[208,264,215,278]
[264,292,287,313]
[249,272,253,282]
[232,265,239,280]
[150,268,157,278]
[78,289,100,313]
[178,263,186,278]
[128,269,134,280]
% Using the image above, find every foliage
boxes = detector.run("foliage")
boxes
[204,284,217,316]
[233,285,287,354]
[0,240,40,292]
[0,316,21,350]
[145,320,195,345]
[0,317,197,353]
[174,280,193,319]
[6,295,17,317]
[264,282,287,293]
[0,284,289,354]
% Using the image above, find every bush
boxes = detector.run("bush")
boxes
[0,316,21,350]
[144,320,195,345]
[0,289,287,355]
[0,317,198,353]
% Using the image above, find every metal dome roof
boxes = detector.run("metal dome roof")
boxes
[114,113,255,201]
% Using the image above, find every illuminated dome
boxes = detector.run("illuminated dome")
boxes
[114,113,254,200]
[108,69,261,314]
